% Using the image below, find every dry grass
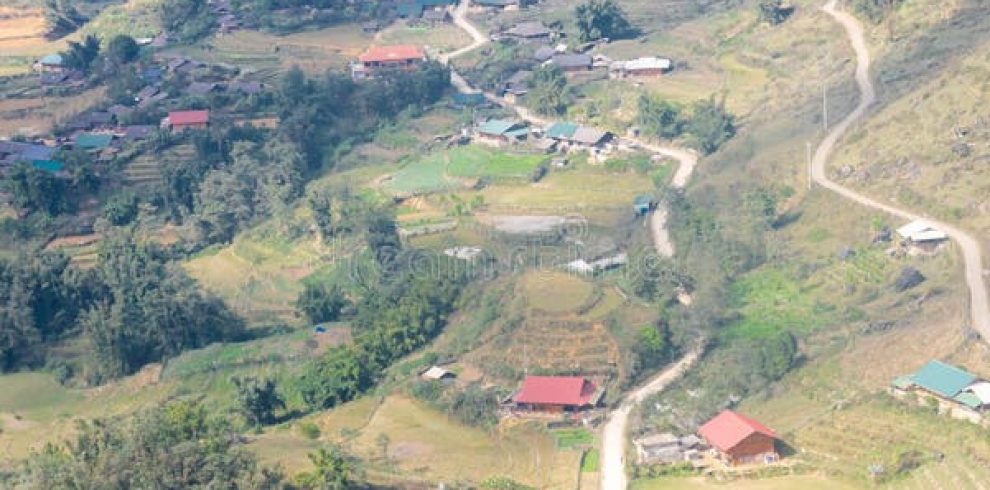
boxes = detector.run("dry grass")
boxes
[0,86,106,137]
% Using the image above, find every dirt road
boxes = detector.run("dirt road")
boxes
[818,0,990,339]
[599,344,704,490]
[441,5,704,488]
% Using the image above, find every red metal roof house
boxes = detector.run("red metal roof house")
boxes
[513,375,601,412]
[353,45,425,80]
[698,410,779,466]
[165,110,210,131]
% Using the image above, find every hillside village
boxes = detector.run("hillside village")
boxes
[0,0,989,489]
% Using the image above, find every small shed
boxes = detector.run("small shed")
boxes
[633,195,655,216]
[420,365,456,381]
[549,53,593,72]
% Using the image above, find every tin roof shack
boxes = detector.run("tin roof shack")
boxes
[698,410,780,466]
[633,194,656,216]
[472,0,519,11]
[475,119,529,146]
[610,57,673,79]
[502,21,552,41]
[420,366,456,383]
[896,219,948,255]
[549,54,593,72]
[634,433,704,465]
[891,360,990,424]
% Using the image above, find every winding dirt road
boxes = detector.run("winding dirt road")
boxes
[818,0,990,338]
[439,3,704,488]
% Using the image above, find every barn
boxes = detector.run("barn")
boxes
[698,410,779,466]
[512,375,602,412]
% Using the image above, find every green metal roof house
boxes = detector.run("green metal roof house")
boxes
[74,133,114,150]
[545,122,579,140]
[910,360,976,398]
[477,119,528,142]
[31,160,64,173]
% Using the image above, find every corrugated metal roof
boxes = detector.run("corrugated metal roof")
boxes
[478,119,520,136]
[912,360,976,399]
[953,392,982,409]
[698,410,776,453]
[74,133,114,150]
[513,375,596,406]
[545,121,578,139]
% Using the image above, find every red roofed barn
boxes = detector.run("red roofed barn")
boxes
[353,45,425,80]
[513,375,601,412]
[698,410,779,466]
[166,110,210,131]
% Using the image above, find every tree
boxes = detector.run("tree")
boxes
[527,64,570,116]
[574,0,637,42]
[852,0,902,24]
[375,433,390,463]
[2,162,70,215]
[103,191,140,226]
[159,0,215,42]
[44,0,87,38]
[61,34,101,72]
[636,94,685,140]
[296,446,357,490]
[295,283,349,324]
[686,97,736,155]
[16,400,283,489]
[633,323,672,373]
[106,34,140,65]
[758,1,794,25]
[232,376,286,426]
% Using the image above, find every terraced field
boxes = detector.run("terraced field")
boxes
[124,144,197,187]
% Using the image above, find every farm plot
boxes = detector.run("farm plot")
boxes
[382,145,544,197]
[471,319,619,377]
[518,270,597,315]
[346,395,580,488]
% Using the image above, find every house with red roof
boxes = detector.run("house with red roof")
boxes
[698,410,779,466]
[165,110,210,131]
[352,45,426,80]
[512,375,602,413]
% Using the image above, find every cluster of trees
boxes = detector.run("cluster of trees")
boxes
[409,381,503,429]
[232,0,390,32]
[758,1,794,25]
[44,0,88,38]
[852,0,902,23]
[636,94,737,155]
[159,0,216,42]
[0,231,244,383]
[297,253,469,411]
[574,0,638,42]
[527,65,572,116]
[8,400,283,489]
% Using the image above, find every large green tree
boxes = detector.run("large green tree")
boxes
[574,0,637,42]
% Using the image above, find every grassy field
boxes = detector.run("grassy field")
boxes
[253,395,581,488]
[378,22,471,54]
[0,86,106,137]
[382,145,546,197]
[632,475,857,490]
[518,270,596,315]
[830,0,990,246]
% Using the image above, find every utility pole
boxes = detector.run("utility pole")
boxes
[823,84,829,131]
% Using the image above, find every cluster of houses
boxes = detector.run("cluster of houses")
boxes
[505,375,782,468]
[635,410,781,467]
[470,117,615,156]
[892,359,990,424]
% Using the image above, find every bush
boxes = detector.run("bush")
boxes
[298,421,321,440]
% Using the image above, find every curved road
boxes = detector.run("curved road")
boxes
[439,4,703,488]
[818,0,990,338]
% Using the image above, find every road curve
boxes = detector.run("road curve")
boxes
[440,4,703,488]
[818,0,990,338]
[600,344,704,490]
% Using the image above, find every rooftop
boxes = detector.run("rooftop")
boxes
[168,110,210,126]
[74,133,114,150]
[698,410,776,453]
[910,360,976,399]
[513,375,597,407]
[359,45,425,64]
